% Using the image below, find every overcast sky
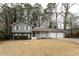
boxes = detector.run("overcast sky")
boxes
[0,0,79,13]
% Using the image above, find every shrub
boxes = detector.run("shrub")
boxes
[0,31,12,41]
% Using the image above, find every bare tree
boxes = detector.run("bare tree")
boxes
[62,3,75,30]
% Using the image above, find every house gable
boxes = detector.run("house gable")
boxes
[12,22,32,33]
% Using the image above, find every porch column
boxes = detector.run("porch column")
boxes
[30,33,31,39]
[13,33,14,40]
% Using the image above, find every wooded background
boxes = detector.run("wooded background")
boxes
[0,3,79,40]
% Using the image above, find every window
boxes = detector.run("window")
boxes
[24,26,28,30]
[14,26,20,30]
[33,32,35,37]
[18,34,21,36]
[15,33,18,36]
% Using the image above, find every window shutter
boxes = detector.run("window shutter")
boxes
[24,26,28,30]
[15,26,16,30]
[18,26,20,30]
[24,26,26,30]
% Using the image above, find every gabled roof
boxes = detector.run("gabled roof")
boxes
[32,27,65,32]
[11,21,31,26]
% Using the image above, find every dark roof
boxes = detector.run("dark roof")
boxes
[11,21,31,26]
[32,27,65,32]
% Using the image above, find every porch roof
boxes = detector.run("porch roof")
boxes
[32,27,65,32]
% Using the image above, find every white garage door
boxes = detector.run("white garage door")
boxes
[49,33,56,38]
[57,33,64,38]
[49,32,64,38]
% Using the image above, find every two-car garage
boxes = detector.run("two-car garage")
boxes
[32,27,65,39]
[49,32,65,38]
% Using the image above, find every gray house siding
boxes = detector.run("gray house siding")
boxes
[12,23,32,33]
[12,22,32,39]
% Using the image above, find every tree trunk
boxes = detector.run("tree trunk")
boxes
[56,12,57,28]
[64,7,68,30]
[62,3,71,30]
[70,18,73,37]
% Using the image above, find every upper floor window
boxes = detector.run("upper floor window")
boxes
[24,26,28,30]
[14,26,20,30]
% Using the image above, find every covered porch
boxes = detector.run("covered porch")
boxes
[12,32,31,39]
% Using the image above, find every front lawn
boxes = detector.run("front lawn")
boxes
[0,39,79,56]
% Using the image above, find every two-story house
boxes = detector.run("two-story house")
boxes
[11,21,65,39]
[11,21,32,39]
